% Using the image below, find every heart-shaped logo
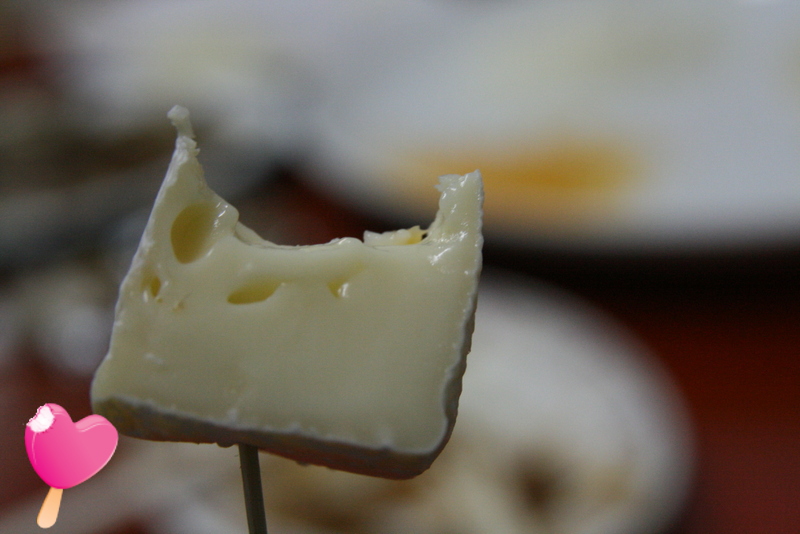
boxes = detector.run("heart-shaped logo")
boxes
[25,404,118,489]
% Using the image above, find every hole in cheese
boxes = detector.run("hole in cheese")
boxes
[228,279,283,304]
[171,202,217,264]
[327,277,350,298]
[141,274,162,303]
[147,276,161,298]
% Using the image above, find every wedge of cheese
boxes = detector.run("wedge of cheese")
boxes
[91,106,483,479]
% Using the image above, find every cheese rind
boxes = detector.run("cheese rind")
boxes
[91,106,482,479]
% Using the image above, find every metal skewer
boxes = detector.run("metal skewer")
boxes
[238,443,268,534]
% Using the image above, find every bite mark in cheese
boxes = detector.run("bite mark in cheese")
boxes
[91,106,483,479]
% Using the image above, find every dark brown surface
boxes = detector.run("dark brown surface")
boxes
[610,287,800,534]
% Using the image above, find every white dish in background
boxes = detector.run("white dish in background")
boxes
[309,0,800,253]
[444,275,693,534]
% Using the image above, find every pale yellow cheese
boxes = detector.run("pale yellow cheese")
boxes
[91,106,483,478]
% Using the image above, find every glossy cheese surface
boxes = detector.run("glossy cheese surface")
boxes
[91,106,483,478]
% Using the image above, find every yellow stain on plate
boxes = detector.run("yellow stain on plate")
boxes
[398,137,640,232]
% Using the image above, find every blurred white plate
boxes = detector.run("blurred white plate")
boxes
[309,0,800,253]
[448,274,693,534]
